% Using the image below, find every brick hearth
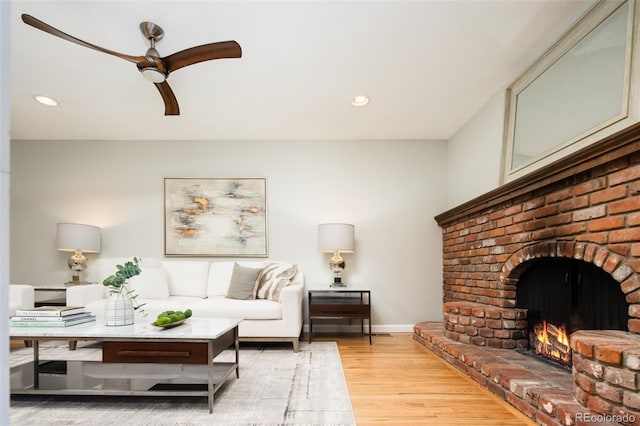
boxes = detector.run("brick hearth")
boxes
[414,323,640,425]
[414,322,577,425]
[418,126,640,425]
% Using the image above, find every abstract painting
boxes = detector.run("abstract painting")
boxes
[164,178,267,257]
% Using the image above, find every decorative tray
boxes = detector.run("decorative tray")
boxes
[151,318,186,329]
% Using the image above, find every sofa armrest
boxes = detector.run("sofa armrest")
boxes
[280,281,304,330]
[9,284,35,316]
[66,284,108,307]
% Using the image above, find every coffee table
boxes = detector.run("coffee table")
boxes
[9,317,240,413]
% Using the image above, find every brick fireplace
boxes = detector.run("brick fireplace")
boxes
[414,124,640,425]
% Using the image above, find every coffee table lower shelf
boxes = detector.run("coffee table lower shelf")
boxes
[11,360,237,400]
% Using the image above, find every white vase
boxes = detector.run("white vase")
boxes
[104,292,135,326]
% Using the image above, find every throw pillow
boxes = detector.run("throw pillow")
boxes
[226,263,262,300]
[254,262,298,301]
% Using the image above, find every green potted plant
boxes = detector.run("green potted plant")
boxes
[103,257,146,325]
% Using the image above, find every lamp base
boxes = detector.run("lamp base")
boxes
[331,271,347,288]
[330,282,346,288]
[66,275,88,285]
[66,280,89,285]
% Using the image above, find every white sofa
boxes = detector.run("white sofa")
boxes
[67,259,305,351]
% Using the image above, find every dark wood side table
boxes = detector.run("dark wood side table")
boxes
[308,289,372,344]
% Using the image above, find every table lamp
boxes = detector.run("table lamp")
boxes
[318,223,355,287]
[56,223,101,284]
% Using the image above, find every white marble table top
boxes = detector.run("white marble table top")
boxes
[9,317,240,341]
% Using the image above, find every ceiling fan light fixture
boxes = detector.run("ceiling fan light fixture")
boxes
[141,67,166,83]
[351,95,370,107]
[34,95,59,107]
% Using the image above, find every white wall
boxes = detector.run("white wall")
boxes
[10,139,447,329]
[446,90,506,208]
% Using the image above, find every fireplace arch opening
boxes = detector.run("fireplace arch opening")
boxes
[516,257,629,366]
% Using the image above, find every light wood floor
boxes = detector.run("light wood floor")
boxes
[323,332,536,425]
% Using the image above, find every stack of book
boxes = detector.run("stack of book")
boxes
[10,305,96,327]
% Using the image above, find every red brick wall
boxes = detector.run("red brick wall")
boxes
[441,153,640,334]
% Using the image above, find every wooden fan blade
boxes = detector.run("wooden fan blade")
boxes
[162,41,242,73]
[154,81,180,115]
[21,14,145,64]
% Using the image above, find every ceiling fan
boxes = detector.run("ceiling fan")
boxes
[21,14,242,116]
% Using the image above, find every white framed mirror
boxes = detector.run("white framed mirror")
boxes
[502,0,640,183]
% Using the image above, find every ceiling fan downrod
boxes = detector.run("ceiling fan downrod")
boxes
[139,21,166,83]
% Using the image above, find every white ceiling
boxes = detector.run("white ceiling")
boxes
[9,0,593,141]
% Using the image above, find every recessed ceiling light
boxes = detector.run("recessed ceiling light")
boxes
[351,95,370,107]
[34,95,59,107]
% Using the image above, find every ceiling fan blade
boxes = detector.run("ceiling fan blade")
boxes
[21,14,145,64]
[154,81,180,115]
[162,41,242,73]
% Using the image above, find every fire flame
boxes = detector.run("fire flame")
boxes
[534,321,571,364]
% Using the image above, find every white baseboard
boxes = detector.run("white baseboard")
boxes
[303,323,414,333]
[372,324,415,333]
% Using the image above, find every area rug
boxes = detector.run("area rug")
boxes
[10,340,356,425]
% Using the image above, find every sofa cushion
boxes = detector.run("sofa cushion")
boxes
[226,263,262,300]
[191,297,281,320]
[95,258,130,282]
[132,296,204,320]
[254,262,299,301]
[207,262,234,297]
[162,261,210,298]
[127,261,170,300]
[137,296,282,320]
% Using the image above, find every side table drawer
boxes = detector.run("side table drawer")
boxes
[103,341,208,364]
[310,303,370,318]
